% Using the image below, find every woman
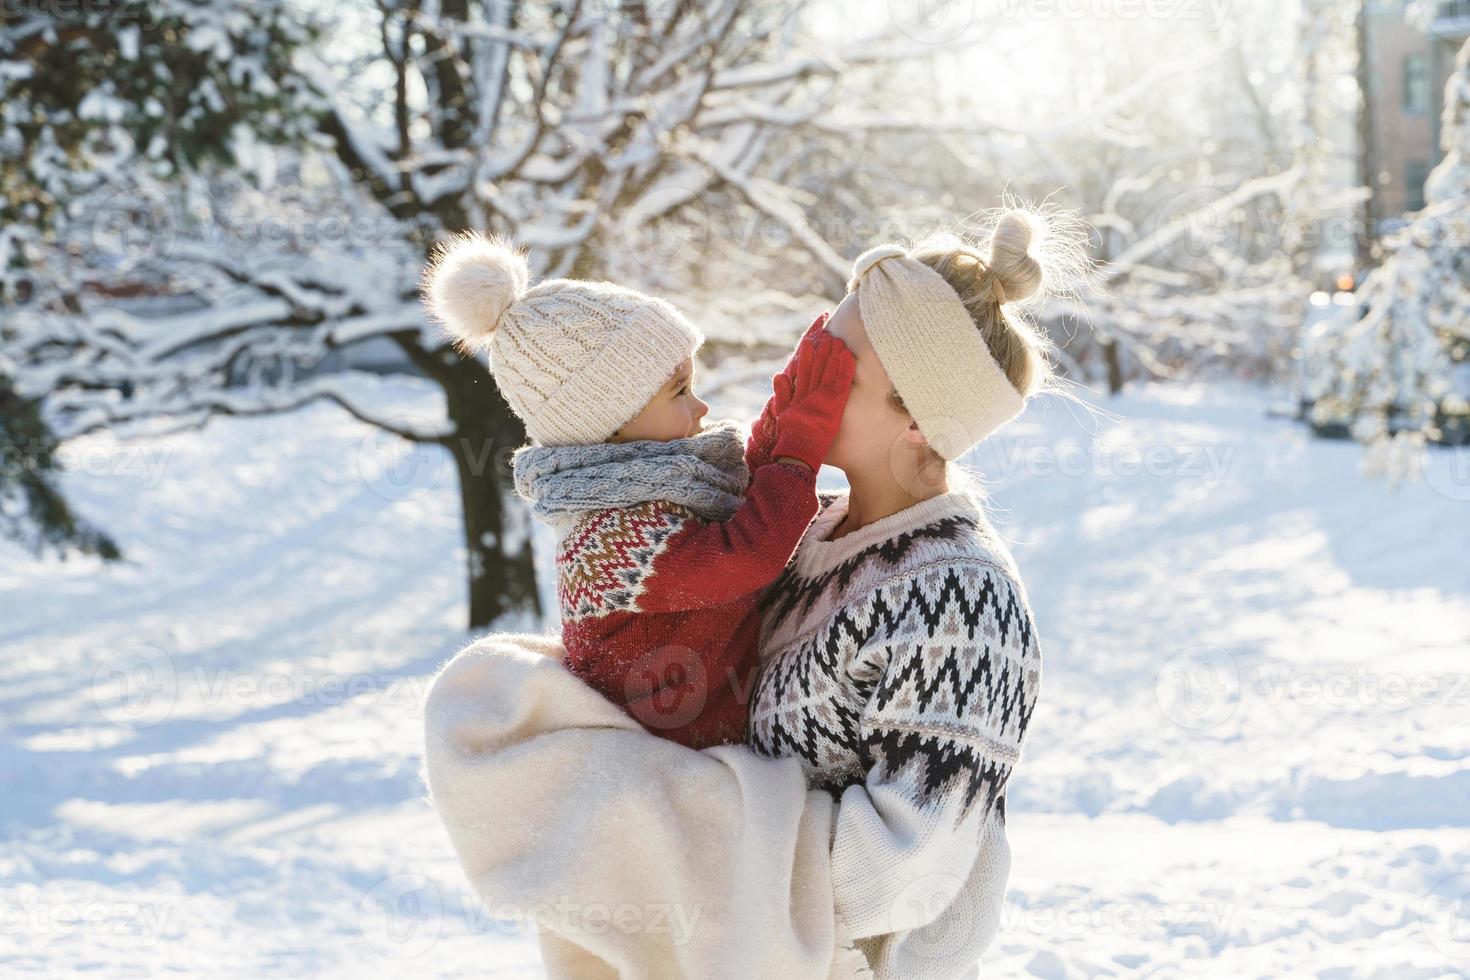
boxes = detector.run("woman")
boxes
[423,209,1068,980]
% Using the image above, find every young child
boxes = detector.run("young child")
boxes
[421,233,854,749]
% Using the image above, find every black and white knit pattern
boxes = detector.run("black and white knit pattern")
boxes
[760,507,978,632]
[751,537,1038,822]
[746,489,1042,979]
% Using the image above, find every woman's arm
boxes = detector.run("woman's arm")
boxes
[826,565,1042,941]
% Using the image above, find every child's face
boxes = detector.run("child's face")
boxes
[610,357,709,443]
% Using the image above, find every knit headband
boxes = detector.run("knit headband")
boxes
[847,244,1025,460]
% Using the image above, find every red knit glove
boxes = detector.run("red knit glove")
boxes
[782,312,830,381]
[745,312,831,470]
[745,373,793,471]
[769,329,856,471]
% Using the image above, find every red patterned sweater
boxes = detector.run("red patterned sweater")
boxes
[556,459,818,749]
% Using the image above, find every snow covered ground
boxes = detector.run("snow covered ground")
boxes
[2,372,1468,978]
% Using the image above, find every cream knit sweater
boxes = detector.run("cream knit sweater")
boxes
[749,488,1042,979]
[422,489,1041,980]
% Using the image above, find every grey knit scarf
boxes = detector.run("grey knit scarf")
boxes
[513,419,750,530]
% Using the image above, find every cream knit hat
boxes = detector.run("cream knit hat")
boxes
[420,233,703,446]
[847,244,1026,460]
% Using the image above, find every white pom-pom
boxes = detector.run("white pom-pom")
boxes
[421,232,529,349]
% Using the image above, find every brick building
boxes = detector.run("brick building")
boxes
[1362,0,1470,230]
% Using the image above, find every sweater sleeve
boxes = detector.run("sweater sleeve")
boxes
[826,564,1041,941]
[635,461,819,613]
[745,392,781,473]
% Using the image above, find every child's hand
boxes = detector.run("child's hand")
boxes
[770,330,856,472]
[745,374,790,470]
[780,312,830,382]
[746,312,830,470]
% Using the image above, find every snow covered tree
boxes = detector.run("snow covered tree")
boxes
[1303,35,1470,449]
[0,364,119,560]
[1,0,313,557]
[1,0,316,274]
[915,0,1342,393]
[9,0,958,627]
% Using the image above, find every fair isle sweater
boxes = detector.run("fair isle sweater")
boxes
[555,460,816,750]
[748,488,1042,979]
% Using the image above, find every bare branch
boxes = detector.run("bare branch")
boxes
[58,375,452,444]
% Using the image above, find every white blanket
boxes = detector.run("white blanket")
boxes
[421,632,874,979]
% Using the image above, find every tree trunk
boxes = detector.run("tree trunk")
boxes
[393,332,540,630]
[447,404,540,630]
[1355,0,1377,266]
[1103,337,1124,395]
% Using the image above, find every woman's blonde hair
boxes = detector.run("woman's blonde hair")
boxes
[908,205,1088,401]
[854,204,1093,491]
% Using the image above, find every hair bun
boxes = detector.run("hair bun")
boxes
[987,210,1044,304]
[421,232,529,348]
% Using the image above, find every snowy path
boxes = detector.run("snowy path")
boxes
[2,375,1467,977]
[970,386,1470,978]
